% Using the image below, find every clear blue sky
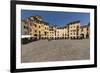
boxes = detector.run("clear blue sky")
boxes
[21,10,90,27]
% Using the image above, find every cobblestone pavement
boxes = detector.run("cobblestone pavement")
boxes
[21,39,90,63]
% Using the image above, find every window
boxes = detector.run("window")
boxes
[81,28,83,31]
[24,26,26,28]
[24,25,28,29]
[35,30,37,32]
[35,24,37,27]
[39,31,41,34]
[45,27,46,30]
[77,25,79,28]
[39,26,41,28]
[44,32,47,36]
[62,34,64,36]
[87,27,88,31]
[34,34,37,36]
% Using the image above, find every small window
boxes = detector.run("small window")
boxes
[39,31,41,34]
[34,34,37,36]
[35,30,37,32]
[77,25,79,28]
[39,26,41,28]
[35,24,37,27]
[81,28,83,31]
[87,27,88,31]
[24,26,26,29]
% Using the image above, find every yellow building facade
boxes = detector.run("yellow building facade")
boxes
[25,16,49,39]
[21,16,90,40]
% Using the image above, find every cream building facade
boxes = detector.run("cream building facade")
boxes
[68,21,80,39]
[80,23,90,39]
[21,16,90,40]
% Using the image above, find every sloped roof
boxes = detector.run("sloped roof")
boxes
[67,20,80,25]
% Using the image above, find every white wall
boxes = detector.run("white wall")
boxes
[0,0,99,73]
